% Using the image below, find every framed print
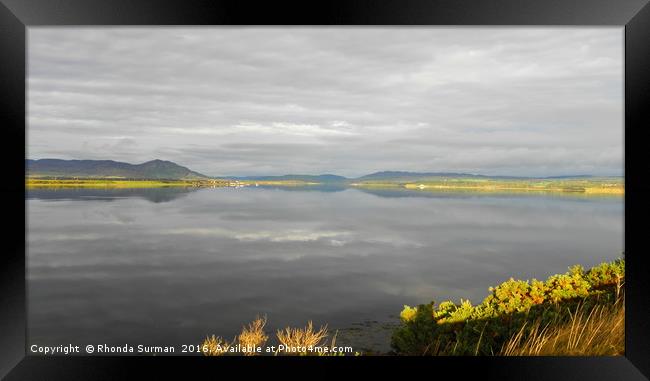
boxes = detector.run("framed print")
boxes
[1,0,649,379]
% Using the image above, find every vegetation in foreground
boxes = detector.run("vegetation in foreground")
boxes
[392,258,625,356]
[501,296,624,356]
[201,317,359,356]
[199,259,624,357]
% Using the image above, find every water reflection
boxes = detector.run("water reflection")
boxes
[27,186,623,353]
[27,187,200,203]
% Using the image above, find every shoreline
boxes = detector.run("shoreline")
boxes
[197,259,625,356]
[26,178,624,196]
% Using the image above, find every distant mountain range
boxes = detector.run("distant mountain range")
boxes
[234,171,598,182]
[26,158,607,181]
[358,171,500,181]
[26,159,208,180]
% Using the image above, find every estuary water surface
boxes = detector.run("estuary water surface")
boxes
[27,186,623,353]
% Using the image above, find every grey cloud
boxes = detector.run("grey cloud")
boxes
[28,27,623,177]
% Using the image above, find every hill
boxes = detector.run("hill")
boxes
[26,159,208,180]
[354,171,598,182]
[356,171,491,182]
[26,160,609,183]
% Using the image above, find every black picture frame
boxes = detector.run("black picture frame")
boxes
[1,0,649,379]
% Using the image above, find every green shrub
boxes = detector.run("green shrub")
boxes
[483,278,539,314]
[585,259,624,288]
[392,303,439,355]
[391,258,624,355]
[400,305,418,322]
[544,272,590,303]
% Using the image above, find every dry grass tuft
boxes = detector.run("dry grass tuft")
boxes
[238,316,269,355]
[201,335,233,356]
[501,295,625,356]
[276,321,329,354]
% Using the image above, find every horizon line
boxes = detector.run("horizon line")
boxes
[26,157,624,179]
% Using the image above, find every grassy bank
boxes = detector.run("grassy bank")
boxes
[239,180,320,186]
[392,258,625,356]
[355,178,624,196]
[25,177,320,189]
[25,178,230,189]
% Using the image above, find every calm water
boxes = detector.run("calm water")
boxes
[27,186,623,353]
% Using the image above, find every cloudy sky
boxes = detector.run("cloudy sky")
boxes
[28,27,623,178]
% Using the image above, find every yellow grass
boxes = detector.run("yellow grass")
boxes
[201,335,234,356]
[238,316,269,355]
[583,187,625,195]
[202,318,349,356]
[25,178,227,189]
[403,183,624,195]
[275,321,329,355]
[501,295,625,356]
[26,178,319,189]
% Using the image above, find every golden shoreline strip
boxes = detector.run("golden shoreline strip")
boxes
[26,178,624,195]
[400,183,624,195]
[24,178,315,189]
